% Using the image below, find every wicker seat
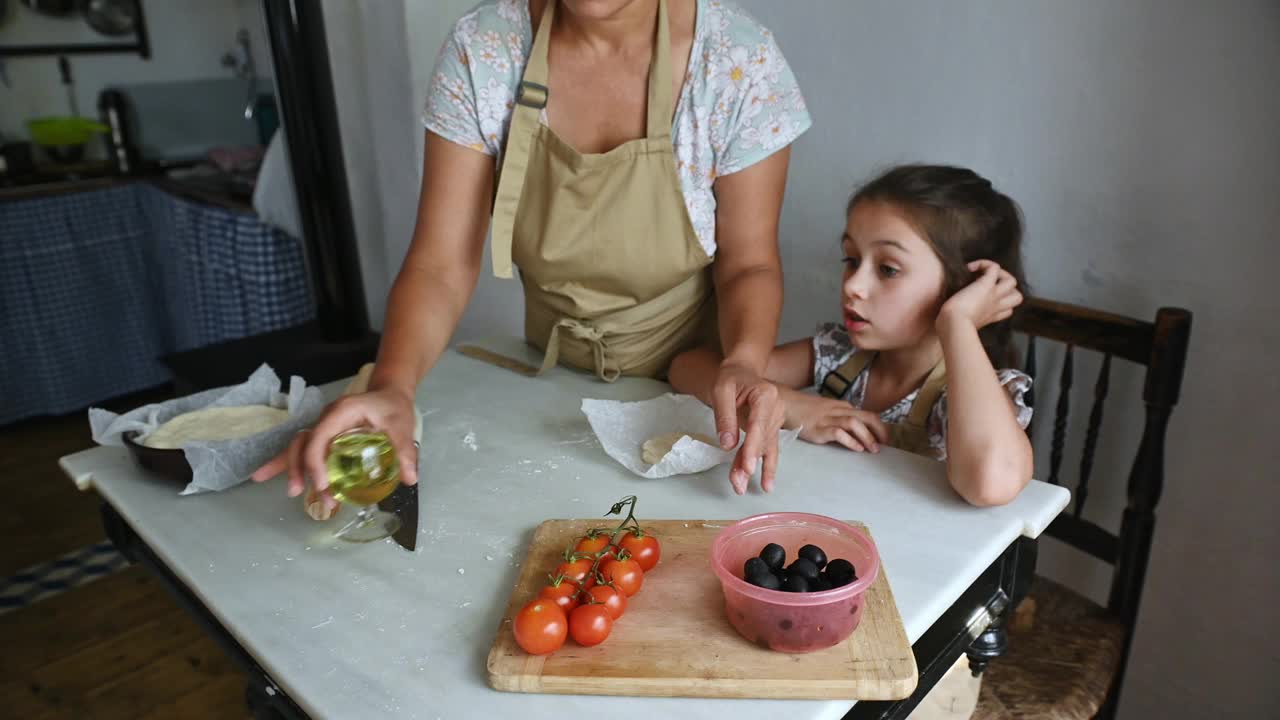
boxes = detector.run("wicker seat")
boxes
[974,577,1124,720]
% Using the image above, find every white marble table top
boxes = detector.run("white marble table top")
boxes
[61,339,1069,720]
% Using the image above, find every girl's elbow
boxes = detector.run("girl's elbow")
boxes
[952,453,1033,507]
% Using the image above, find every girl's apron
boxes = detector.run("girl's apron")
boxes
[820,350,947,456]
[488,0,715,382]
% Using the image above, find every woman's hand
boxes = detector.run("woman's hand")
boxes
[711,362,786,494]
[788,392,889,452]
[938,260,1024,332]
[250,387,420,511]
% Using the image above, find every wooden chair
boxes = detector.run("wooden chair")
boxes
[971,298,1192,720]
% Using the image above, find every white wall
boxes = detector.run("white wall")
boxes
[0,0,272,140]
[336,2,1279,716]
[326,0,523,334]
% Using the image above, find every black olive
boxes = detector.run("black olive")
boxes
[747,567,782,590]
[782,574,809,593]
[745,557,769,578]
[786,557,820,582]
[811,575,832,591]
[759,543,786,571]
[825,558,856,587]
[798,544,828,570]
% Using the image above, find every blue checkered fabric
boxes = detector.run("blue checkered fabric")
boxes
[0,183,315,426]
[0,541,130,615]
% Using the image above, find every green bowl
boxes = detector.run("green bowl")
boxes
[27,116,110,147]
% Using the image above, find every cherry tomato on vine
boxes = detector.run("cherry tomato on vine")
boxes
[538,575,581,614]
[600,552,644,597]
[513,599,567,655]
[619,529,660,572]
[587,583,627,620]
[574,529,612,556]
[555,557,594,585]
[568,603,613,646]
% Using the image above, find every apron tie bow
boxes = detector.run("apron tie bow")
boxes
[539,318,621,383]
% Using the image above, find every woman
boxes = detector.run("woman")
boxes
[255,0,810,499]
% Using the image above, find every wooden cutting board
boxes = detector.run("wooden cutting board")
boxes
[486,519,917,700]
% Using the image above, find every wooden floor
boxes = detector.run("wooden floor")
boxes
[1,390,250,719]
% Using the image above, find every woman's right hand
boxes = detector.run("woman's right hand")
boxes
[250,386,421,502]
[789,392,889,453]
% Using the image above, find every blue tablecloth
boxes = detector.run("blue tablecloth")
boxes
[0,183,314,426]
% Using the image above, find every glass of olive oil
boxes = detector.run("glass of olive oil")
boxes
[326,427,402,543]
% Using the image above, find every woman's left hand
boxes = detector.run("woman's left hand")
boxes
[711,362,786,495]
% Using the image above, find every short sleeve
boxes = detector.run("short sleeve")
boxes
[930,369,1035,460]
[421,4,528,157]
[811,322,856,388]
[710,11,812,176]
[422,27,490,154]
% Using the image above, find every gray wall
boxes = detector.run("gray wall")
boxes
[332,2,1280,716]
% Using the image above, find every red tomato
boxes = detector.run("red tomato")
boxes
[600,555,644,597]
[587,584,627,620]
[538,577,581,614]
[569,603,613,646]
[619,530,660,572]
[513,599,567,655]
[573,530,610,555]
[555,557,594,585]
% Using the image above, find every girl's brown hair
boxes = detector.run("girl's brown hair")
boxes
[848,164,1028,365]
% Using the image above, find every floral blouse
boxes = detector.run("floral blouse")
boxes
[422,0,812,258]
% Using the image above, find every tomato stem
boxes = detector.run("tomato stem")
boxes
[604,495,644,545]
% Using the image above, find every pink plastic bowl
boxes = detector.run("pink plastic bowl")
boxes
[711,512,881,653]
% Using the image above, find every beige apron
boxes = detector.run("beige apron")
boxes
[820,350,947,457]
[488,0,716,382]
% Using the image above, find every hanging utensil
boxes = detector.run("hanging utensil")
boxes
[58,55,78,116]
[81,0,137,37]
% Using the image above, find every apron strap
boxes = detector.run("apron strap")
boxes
[821,350,947,454]
[539,317,622,383]
[905,359,947,428]
[489,0,557,279]
[491,0,673,278]
[646,0,673,139]
[889,360,947,456]
[820,350,874,399]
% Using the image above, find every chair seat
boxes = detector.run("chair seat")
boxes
[972,575,1125,720]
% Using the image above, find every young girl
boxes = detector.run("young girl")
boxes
[670,164,1034,506]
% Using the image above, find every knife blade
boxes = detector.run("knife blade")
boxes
[380,480,418,551]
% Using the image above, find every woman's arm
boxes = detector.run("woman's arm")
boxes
[937,261,1033,506]
[367,133,495,397]
[671,341,888,452]
[256,132,495,495]
[670,339,812,400]
[706,148,792,493]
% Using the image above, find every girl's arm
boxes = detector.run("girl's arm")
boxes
[937,262,1034,506]
[672,341,890,451]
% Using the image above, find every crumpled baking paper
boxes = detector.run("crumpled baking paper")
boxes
[88,364,325,495]
[581,393,800,478]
